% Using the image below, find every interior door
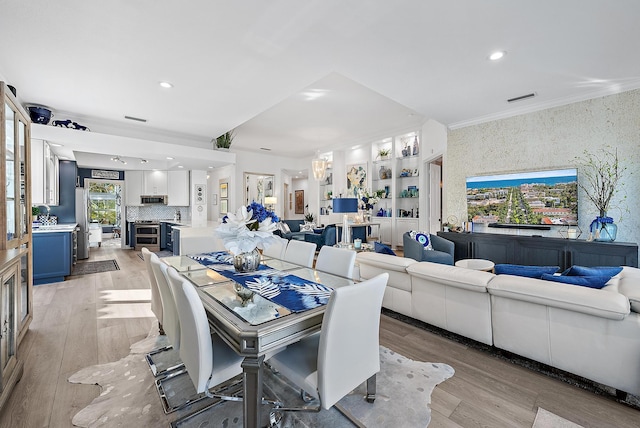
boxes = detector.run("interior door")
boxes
[429,161,442,233]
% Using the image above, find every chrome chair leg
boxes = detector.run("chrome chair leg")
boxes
[366,374,376,403]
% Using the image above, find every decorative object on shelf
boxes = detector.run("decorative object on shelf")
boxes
[52,119,90,131]
[412,136,419,155]
[574,145,628,242]
[377,147,391,160]
[346,163,367,197]
[357,188,379,210]
[443,215,459,232]
[215,202,279,272]
[304,210,315,224]
[402,142,410,157]
[27,105,53,124]
[214,129,234,150]
[558,220,582,240]
[378,165,391,179]
[312,151,328,180]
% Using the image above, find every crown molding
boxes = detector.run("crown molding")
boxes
[448,81,640,130]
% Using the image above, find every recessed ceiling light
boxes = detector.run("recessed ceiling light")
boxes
[208,166,213,169]
[178,165,184,168]
[159,81,173,88]
[166,156,174,160]
[49,143,63,147]
[140,159,148,164]
[489,51,506,61]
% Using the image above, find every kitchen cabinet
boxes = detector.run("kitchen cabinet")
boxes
[1,82,33,348]
[125,170,143,206]
[144,170,167,195]
[167,170,189,206]
[0,250,23,412]
[33,231,73,285]
[31,139,59,206]
[395,218,419,246]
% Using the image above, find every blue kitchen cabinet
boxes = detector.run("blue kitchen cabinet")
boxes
[33,232,73,285]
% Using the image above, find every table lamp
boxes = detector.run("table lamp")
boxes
[264,196,277,210]
[332,198,358,244]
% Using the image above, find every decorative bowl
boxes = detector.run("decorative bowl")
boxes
[27,106,52,124]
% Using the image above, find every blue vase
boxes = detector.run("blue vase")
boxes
[591,216,617,242]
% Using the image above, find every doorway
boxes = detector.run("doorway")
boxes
[423,157,443,233]
[85,178,125,248]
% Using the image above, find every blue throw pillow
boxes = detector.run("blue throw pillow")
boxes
[561,265,623,277]
[494,264,559,279]
[541,273,612,289]
[374,242,396,256]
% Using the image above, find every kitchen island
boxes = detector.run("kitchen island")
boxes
[33,224,77,285]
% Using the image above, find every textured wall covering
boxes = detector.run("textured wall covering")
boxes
[446,89,640,245]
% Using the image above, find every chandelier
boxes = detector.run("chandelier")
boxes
[312,151,328,181]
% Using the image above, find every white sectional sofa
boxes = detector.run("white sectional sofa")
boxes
[356,252,640,396]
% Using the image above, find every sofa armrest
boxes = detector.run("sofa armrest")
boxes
[430,234,454,256]
[488,274,630,320]
[356,252,417,272]
[407,262,493,293]
[618,266,640,313]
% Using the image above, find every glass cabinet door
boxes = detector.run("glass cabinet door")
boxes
[4,102,16,245]
[0,262,17,380]
[18,119,28,239]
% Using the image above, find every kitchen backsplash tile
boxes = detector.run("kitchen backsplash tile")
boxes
[126,205,190,222]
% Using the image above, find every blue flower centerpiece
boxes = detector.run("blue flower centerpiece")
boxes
[216,202,279,272]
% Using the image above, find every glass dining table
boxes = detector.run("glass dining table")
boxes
[161,252,356,428]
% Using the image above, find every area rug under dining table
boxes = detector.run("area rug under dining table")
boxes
[69,326,455,427]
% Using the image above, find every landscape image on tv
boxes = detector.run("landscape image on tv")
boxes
[466,168,578,225]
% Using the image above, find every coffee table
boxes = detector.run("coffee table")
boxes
[455,258,495,272]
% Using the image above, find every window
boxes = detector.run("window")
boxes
[88,181,121,225]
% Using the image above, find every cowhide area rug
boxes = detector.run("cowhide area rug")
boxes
[69,326,454,427]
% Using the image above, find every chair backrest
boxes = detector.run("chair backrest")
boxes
[141,247,163,324]
[321,225,337,247]
[317,272,388,409]
[315,246,356,278]
[149,254,180,350]
[179,235,225,255]
[402,231,426,262]
[165,267,213,393]
[283,239,316,268]
[263,236,288,259]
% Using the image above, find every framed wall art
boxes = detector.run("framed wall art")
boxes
[220,182,228,198]
[295,190,304,214]
[346,163,367,197]
[220,198,228,215]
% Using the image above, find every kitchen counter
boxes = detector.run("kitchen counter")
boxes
[32,223,77,233]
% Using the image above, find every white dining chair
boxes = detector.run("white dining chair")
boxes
[263,236,288,259]
[179,235,226,255]
[267,273,389,425]
[315,246,356,278]
[141,247,163,334]
[283,239,316,268]
[161,267,246,421]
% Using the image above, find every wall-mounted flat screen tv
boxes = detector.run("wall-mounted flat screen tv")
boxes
[466,168,578,226]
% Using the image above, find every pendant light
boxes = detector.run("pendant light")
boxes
[312,151,328,181]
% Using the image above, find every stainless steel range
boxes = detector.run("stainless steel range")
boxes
[134,220,160,251]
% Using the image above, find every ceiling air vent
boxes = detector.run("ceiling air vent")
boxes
[124,115,147,122]
[507,93,536,103]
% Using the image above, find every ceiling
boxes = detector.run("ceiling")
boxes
[1,1,640,168]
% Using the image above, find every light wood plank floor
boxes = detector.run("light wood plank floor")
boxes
[1,243,638,427]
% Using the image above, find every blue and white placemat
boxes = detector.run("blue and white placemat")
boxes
[189,252,333,313]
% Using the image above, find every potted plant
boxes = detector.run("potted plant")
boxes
[377,148,391,160]
[574,145,628,241]
[214,130,234,150]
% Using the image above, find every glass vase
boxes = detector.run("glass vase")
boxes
[233,248,261,272]
[592,215,617,242]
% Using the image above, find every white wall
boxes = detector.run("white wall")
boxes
[233,150,308,219]
[445,89,640,245]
